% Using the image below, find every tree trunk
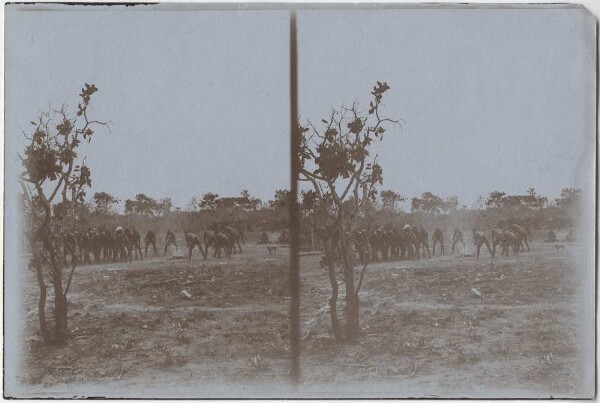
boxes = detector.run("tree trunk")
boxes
[310,216,315,252]
[346,290,360,343]
[323,241,342,341]
[54,289,68,344]
[341,241,359,343]
[46,235,68,345]
[27,234,51,343]
[327,265,342,341]
[30,241,50,343]
[36,270,50,342]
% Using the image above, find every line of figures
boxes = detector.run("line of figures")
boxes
[344,221,538,264]
[61,223,245,265]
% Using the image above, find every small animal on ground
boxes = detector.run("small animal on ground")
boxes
[267,246,277,255]
[555,244,565,253]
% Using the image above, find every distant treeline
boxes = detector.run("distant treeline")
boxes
[296,187,582,248]
[39,189,290,242]
[41,187,580,244]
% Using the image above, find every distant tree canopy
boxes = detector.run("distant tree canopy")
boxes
[410,192,459,215]
[485,191,506,209]
[555,187,581,209]
[93,191,119,214]
[187,190,262,212]
[485,188,547,210]
[445,195,459,211]
[157,197,172,216]
[198,192,219,210]
[124,194,171,217]
[268,189,290,210]
[380,190,406,211]
[215,196,260,210]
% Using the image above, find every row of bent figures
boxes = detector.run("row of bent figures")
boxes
[59,223,245,265]
[58,220,543,266]
[349,222,533,264]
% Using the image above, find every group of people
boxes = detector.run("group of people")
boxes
[363,224,467,263]
[471,222,531,258]
[60,222,245,265]
[183,225,243,261]
[338,221,535,264]
[60,227,170,265]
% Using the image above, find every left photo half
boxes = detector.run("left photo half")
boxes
[4,4,293,398]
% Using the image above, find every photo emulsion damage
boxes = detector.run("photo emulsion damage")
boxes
[3,4,596,399]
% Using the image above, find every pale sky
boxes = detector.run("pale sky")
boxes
[5,6,290,208]
[297,7,596,207]
[5,5,596,209]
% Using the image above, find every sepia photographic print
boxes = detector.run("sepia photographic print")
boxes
[3,3,597,399]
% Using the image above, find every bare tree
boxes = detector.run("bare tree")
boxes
[19,84,108,344]
[298,82,400,343]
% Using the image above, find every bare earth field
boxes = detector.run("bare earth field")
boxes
[15,240,589,398]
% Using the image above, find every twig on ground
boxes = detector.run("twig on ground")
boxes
[410,361,418,377]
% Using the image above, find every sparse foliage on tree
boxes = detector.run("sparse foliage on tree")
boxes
[472,194,486,210]
[380,190,406,211]
[124,193,160,216]
[485,189,547,210]
[485,191,506,209]
[199,192,220,211]
[298,81,400,343]
[555,187,581,210]
[185,195,201,212]
[236,189,262,211]
[93,191,119,214]
[269,189,291,210]
[194,190,261,212]
[157,197,173,217]
[410,192,458,215]
[123,194,172,217]
[19,83,108,344]
[445,195,459,212]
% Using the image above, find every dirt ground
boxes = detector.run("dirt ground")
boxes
[14,239,590,398]
[297,241,590,398]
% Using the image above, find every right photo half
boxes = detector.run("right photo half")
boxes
[293,6,596,398]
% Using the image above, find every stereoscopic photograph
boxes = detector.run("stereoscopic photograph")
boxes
[3,3,596,399]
